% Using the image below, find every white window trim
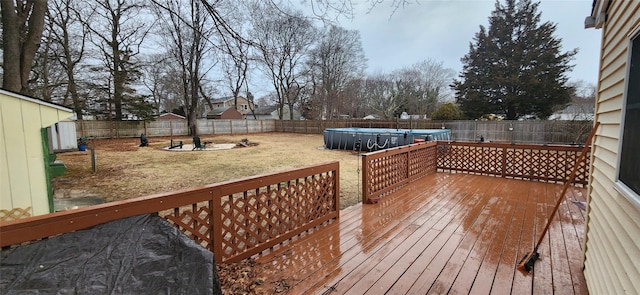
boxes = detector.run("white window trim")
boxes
[614,182,640,208]
[614,25,640,209]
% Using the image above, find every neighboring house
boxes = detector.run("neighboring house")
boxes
[584,1,640,294]
[206,107,243,120]
[0,89,74,220]
[210,96,254,115]
[248,105,301,120]
[249,105,278,120]
[549,99,595,120]
[156,112,185,120]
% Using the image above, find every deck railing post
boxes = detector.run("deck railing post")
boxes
[208,199,214,253]
[334,165,340,211]
[407,146,411,180]
[501,146,507,178]
[362,154,370,203]
[211,188,223,264]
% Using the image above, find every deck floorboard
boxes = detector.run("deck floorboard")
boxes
[251,173,588,295]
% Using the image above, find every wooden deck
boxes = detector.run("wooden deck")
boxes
[251,173,588,294]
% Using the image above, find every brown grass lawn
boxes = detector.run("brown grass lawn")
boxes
[53,132,363,209]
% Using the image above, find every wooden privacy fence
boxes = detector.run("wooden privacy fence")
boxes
[76,119,277,138]
[277,119,593,145]
[362,141,438,203]
[76,119,592,145]
[361,141,589,204]
[0,162,339,264]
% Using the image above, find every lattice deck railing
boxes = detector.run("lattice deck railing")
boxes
[436,141,589,185]
[362,141,438,203]
[0,162,339,263]
[361,141,589,204]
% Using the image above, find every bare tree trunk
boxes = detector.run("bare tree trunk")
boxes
[1,0,47,93]
[153,0,211,135]
[40,28,52,101]
[87,0,148,121]
[112,47,125,120]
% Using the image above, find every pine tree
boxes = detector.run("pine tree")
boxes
[453,0,577,120]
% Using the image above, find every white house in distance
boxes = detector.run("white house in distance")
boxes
[0,89,74,220]
[549,98,595,120]
[583,1,639,294]
[248,105,302,120]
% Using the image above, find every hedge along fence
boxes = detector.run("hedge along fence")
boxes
[76,119,277,139]
[76,118,593,146]
[275,119,593,145]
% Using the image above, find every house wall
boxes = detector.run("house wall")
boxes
[235,97,253,115]
[1,91,73,219]
[585,1,640,294]
[272,105,302,120]
[212,97,254,115]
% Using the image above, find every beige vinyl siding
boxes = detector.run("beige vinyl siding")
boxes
[592,150,616,178]
[597,84,624,108]
[600,52,626,80]
[585,0,640,294]
[595,109,621,124]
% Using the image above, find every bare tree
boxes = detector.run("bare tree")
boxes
[250,4,318,120]
[152,0,216,135]
[341,78,368,117]
[364,73,399,119]
[1,0,418,100]
[307,24,366,119]
[29,22,65,102]
[198,0,417,43]
[216,2,252,117]
[141,53,174,114]
[393,59,455,118]
[569,79,596,99]
[85,0,151,121]
[45,0,89,119]
[1,0,47,93]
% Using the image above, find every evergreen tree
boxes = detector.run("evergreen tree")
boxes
[453,0,576,120]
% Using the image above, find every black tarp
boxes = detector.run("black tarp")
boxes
[0,214,221,295]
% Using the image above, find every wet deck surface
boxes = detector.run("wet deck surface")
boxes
[252,173,588,294]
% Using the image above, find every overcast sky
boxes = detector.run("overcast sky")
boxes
[337,0,601,85]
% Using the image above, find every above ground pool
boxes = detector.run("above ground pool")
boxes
[323,128,451,152]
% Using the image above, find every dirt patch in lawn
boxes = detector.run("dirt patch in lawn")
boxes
[53,133,363,209]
